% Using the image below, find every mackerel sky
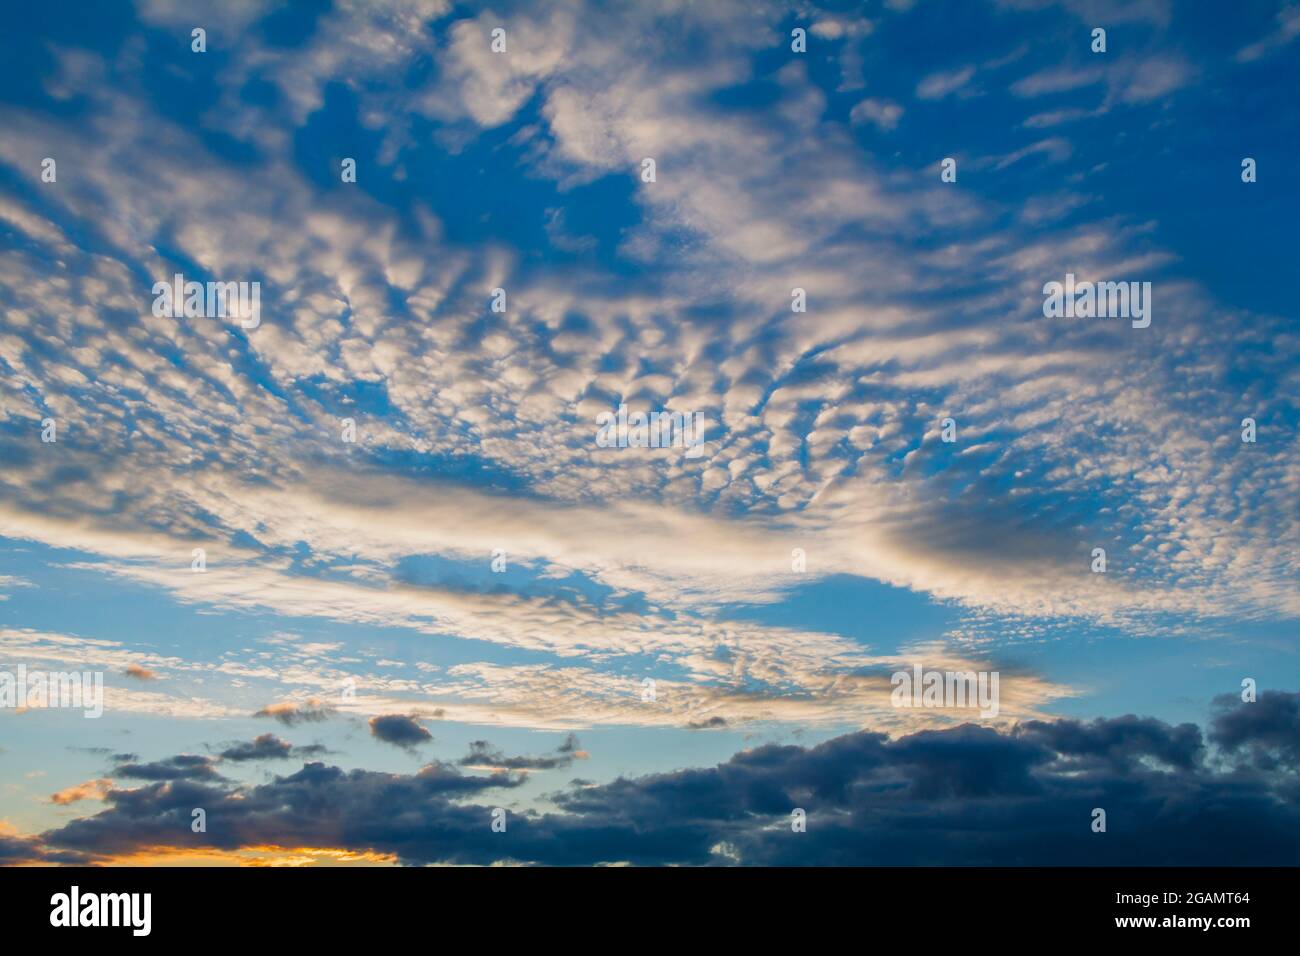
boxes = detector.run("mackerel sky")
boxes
[0,0,1297,866]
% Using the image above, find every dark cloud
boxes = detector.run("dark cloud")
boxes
[112,754,224,783]
[1015,714,1205,771]
[0,832,80,866]
[220,735,292,761]
[687,716,728,730]
[254,699,336,726]
[37,695,1300,866]
[459,734,585,771]
[218,734,327,762]
[41,762,521,863]
[1210,690,1300,771]
[0,833,42,864]
[369,714,433,749]
[63,747,139,763]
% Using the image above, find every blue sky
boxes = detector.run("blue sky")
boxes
[0,0,1297,866]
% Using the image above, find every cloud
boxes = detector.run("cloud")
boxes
[687,716,729,730]
[0,829,52,864]
[810,16,873,41]
[916,65,975,99]
[995,0,1172,28]
[0,629,235,719]
[1235,4,1300,62]
[255,699,337,727]
[1209,690,1300,771]
[0,0,1293,772]
[0,574,33,601]
[986,136,1074,170]
[1010,56,1194,115]
[221,735,291,762]
[1011,65,1105,98]
[1111,55,1194,104]
[218,734,325,762]
[49,778,114,805]
[34,694,1300,866]
[0,0,1289,694]
[458,734,587,771]
[369,714,433,749]
[420,7,575,129]
[850,97,903,131]
[1015,714,1204,771]
[40,761,521,863]
[112,754,225,783]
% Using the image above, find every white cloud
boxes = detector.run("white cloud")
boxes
[850,97,904,131]
[916,65,975,100]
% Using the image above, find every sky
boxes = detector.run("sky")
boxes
[0,0,1297,867]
